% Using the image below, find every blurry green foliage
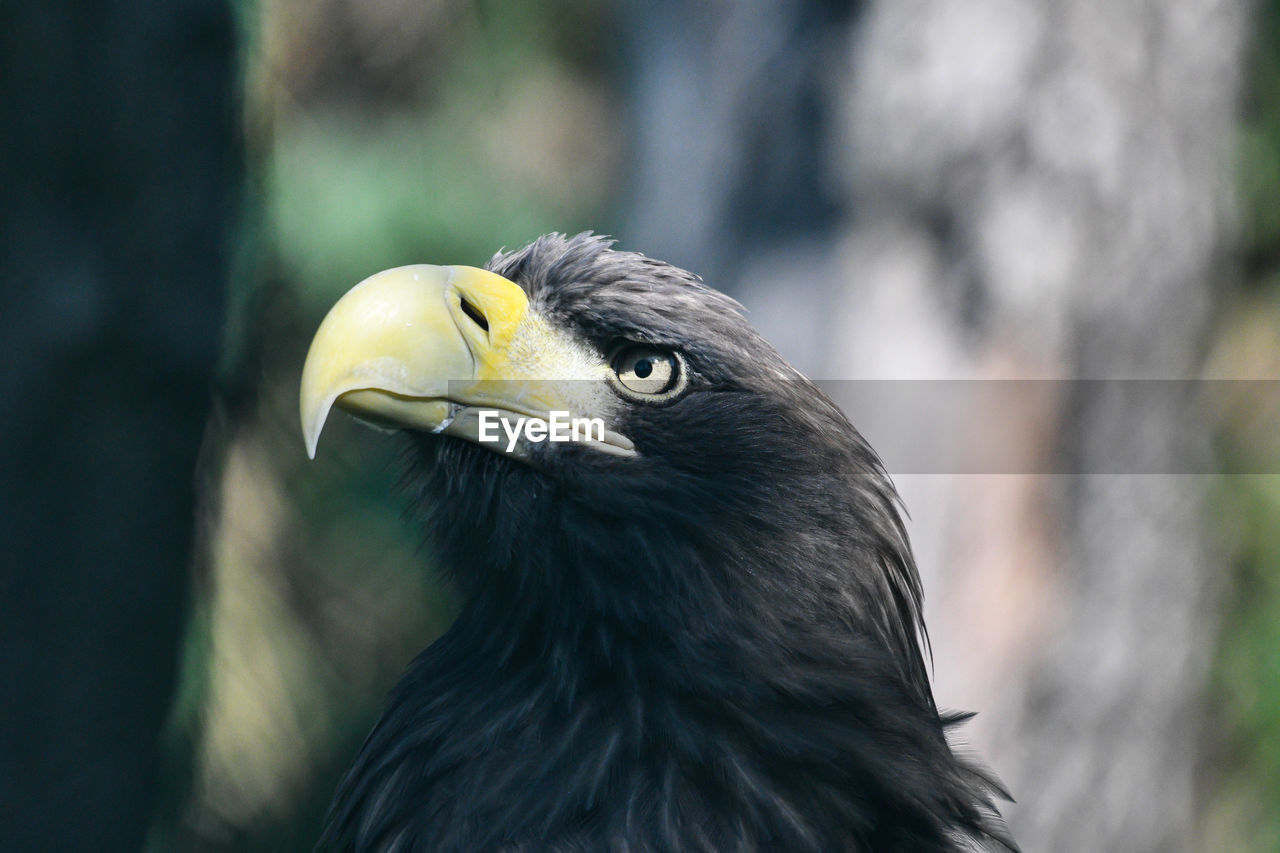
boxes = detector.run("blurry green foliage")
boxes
[270,110,572,311]
[1240,0,1280,270]
[1211,0,1280,849]
[262,0,621,315]
[1212,475,1280,851]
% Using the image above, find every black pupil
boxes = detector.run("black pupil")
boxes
[633,358,653,379]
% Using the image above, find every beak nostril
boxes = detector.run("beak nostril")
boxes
[459,297,489,333]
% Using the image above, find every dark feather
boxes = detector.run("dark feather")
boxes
[318,233,1015,852]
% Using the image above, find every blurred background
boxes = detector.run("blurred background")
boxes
[2,0,1278,850]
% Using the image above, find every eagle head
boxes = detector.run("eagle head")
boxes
[300,232,1014,852]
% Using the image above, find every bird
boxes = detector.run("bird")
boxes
[299,232,1015,852]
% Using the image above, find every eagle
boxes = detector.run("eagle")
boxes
[299,233,1015,852]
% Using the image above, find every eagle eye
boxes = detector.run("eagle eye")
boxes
[609,345,685,401]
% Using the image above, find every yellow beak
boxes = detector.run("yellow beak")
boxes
[299,264,633,460]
